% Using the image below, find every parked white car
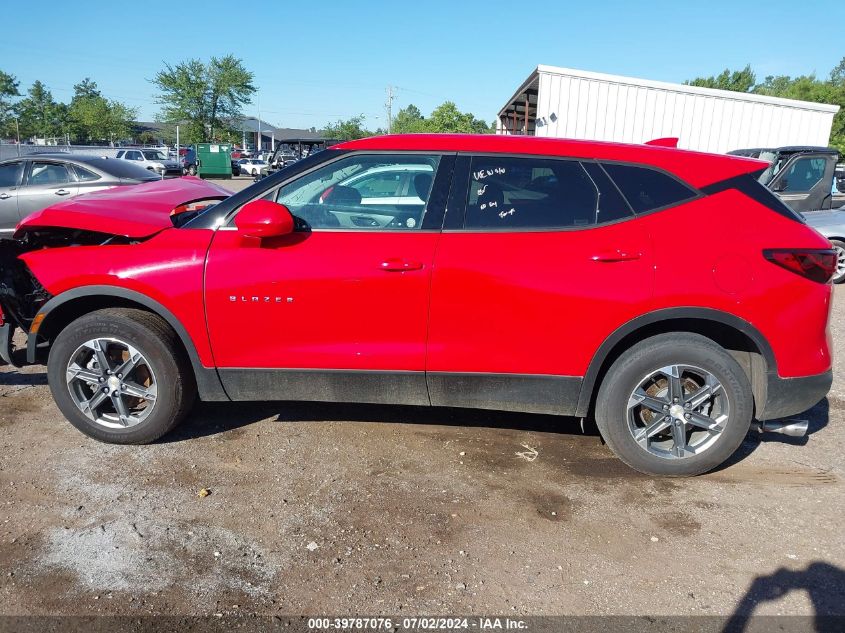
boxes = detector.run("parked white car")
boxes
[115,149,182,178]
[237,159,268,176]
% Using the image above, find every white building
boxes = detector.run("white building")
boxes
[497,65,840,153]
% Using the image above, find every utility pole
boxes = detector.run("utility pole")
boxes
[385,85,395,134]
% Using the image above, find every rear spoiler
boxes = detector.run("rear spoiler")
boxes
[645,137,679,148]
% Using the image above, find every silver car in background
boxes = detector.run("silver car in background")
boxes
[0,154,160,232]
[804,206,845,283]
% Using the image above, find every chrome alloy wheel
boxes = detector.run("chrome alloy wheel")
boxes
[65,338,158,429]
[627,364,729,459]
[834,245,845,282]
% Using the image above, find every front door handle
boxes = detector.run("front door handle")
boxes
[380,258,424,272]
[55,189,71,196]
[591,249,641,263]
[0,193,10,200]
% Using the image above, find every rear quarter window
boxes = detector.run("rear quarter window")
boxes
[602,163,697,213]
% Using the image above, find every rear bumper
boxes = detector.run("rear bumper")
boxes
[757,370,833,420]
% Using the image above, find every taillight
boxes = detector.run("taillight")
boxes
[763,249,837,283]
[0,303,5,326]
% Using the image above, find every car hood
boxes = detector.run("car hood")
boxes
[16,177,232,238]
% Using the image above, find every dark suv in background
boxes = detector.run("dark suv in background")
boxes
[729,146,843,212]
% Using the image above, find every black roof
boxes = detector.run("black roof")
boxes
[730,146,839,156]
[775,146,839,154]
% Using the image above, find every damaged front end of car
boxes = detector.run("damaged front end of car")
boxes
[0,236,45,366]
[0,177,233,367]
[0,229,143,366]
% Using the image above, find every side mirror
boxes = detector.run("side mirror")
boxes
[235,199,295,238]
[772,180,787,193]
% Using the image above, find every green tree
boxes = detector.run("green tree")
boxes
[73,77,100,100]
[391,104,427,134]
[68,78,137,144]
[0,70,20,139]
[426,101,493,133]
[320,114,373,140]
[685,65,756,92]
[153,56,256,142]
[16,80,63,140]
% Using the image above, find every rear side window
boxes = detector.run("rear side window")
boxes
[74,165,101,182]
[581,162,634,223]
[0,161,24,188]
[603,163,697,213]
[465,156,598,229]
[29,162,73,186]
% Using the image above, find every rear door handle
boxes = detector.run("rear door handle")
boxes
[591,249,641,262]
[380,258,424,272]
[55,189,71,196]
[0,193,10,200]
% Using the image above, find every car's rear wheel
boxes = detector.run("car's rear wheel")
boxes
[188,165,197,176]
[47,308,196,444]
[830,239,845,284]
[595,333,752,477]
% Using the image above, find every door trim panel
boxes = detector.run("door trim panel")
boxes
[427,371,581,415]
[219,368,431,405]
[217,368,583,415]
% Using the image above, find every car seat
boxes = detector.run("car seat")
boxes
[413,173,433,199]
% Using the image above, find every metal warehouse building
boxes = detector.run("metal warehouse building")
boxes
[497,65,840,153]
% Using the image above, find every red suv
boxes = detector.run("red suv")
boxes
[0,134,834,476]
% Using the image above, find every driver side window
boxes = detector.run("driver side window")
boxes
[779,157,826,193]
[267,154,440,230]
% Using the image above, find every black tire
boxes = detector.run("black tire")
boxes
[188,165,197,176]
[595,333,753,477]
[47,308,196,444]
[830,239,845,284]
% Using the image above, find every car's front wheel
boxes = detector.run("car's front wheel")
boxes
[47,308,196,444]
[595,333,753,477]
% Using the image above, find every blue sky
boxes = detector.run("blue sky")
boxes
[1,0,843,130]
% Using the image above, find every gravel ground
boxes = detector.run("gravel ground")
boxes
[0,266,843,622]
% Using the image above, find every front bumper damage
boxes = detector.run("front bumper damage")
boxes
[0,235,54,366]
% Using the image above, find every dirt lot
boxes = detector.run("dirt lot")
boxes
[1,270,843,622]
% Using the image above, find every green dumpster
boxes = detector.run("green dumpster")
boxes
[195,143,232,179]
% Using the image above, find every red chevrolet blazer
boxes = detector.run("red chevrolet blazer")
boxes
[0,134,834,476]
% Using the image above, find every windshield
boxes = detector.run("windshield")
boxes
[142,150,167,161]
[757,151,788,185]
